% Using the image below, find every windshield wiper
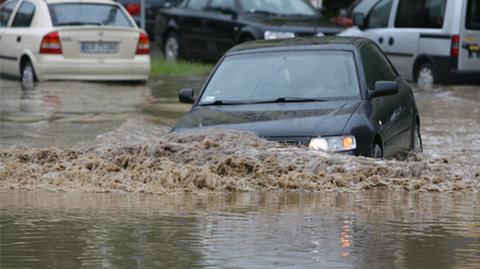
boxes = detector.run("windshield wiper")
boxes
[200,97,327,106]
[266,97,328,103]
[199,100,247,106]
[244,9,280,17]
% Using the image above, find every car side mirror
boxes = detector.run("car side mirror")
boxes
[371,81,399,98]
[179,88,194,104]
[352,12,366,30]
[222,7,238,19]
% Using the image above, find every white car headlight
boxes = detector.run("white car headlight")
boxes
[264,31,295,40]
[315,32,324,37]
[309,136,357,152]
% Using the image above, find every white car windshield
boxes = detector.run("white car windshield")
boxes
[199,50,361,105]
[48,3,133,27]
[241,0,317,16]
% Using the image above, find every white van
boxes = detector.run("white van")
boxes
[339,0,480,85]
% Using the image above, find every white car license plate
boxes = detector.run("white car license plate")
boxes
[81,42,119,54]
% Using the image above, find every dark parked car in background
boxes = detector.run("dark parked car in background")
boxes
[117,0,182,40]
[174,37,422,158]
[156,0,343,61]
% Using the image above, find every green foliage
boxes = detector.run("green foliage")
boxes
[151,57,214,76]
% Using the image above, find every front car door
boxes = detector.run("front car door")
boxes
[203,0,239,59]
[2,0,36,76]
[459,0,480,71]
[0,0,19,75]
[360,0,395,51]
[360,43,413,156]
[177,0,210,58]
[386,0,447,80]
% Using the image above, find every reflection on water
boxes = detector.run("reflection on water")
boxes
[1,190,479,269]
[0,77,204,148]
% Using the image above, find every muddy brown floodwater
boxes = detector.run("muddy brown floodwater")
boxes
[1,77,480,268]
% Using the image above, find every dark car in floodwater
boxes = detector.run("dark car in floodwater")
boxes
[155,0,342,61]
[173,37,422,158]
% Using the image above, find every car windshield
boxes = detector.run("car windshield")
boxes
[48,3,133,27]
[241,0,317,16]
[198,50,360,105]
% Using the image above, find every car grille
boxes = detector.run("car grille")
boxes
[266,137,311,147]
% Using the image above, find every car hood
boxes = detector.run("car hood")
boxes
[174,100,361,139]
[241,14,342,35]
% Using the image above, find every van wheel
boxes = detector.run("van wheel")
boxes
[164,32,182,61]
[411,122,423,153]
[371,143,383,159]
[21,60,37,87]
[416,62,436,87]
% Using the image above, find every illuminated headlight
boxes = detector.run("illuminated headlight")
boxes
[264,31,295,40]
[308,136,357,152]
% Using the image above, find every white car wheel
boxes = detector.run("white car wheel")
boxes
[21,61,36,88]
[417,63,436,87]
[164,34,180,61]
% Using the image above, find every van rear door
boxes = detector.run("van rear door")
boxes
[459,0,480,71]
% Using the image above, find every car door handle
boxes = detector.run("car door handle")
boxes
[378,37,384,44]
[17,36,22,43]
[388,37,394,46]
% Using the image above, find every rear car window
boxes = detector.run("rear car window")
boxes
[48,3,133,27]
[395,0,447,28]
[11,1,35,27]
[467,0,480,30]
[0,1,18,27]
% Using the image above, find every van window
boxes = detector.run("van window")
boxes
[360,44,397,90]
[467,0,480,30]
[367,0,393,28]
[11,1,35,27]
[0,1,18,27]
[187,0,208,10]
[395,0,446,28]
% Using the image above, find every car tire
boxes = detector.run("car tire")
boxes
[372,143,383,159]
[164,32,182,61]
[411,122,423,153]
[238,36,254,44]
[21,59,37,87]
[416,62,437,87]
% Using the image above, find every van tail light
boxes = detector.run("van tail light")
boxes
[40,32,62,54]
[136,32,150,55]
[126,3,141,16]
[451,35,460,57]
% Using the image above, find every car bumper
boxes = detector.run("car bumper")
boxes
[34,55,150,81]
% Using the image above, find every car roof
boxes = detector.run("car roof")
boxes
[227,36,369,55]
[45,0,117,4]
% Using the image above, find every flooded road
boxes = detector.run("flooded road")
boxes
[1,77,480,268]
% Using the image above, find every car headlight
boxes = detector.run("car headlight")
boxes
[308,136,357,152]
[264,31,295,40]
[315,32,324,37]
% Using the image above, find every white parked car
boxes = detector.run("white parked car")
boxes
[339,0,480,85]
[0,0,150,83]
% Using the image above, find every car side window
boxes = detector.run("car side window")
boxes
[186,0,208,10]
[366,0,393,28]
[208,0,235,12]
[11,1,35,27]
[395,0,447,28]
[0,1,19,27]
[360,44,397,91]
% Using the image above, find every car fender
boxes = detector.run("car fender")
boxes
[342,101,383,156]
[235,26,262,43]
[19,50,40,80]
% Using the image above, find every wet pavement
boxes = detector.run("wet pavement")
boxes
[1,77,480,268]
